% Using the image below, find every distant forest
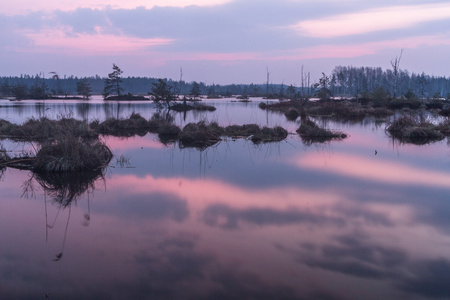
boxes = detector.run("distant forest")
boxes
[1,65,449,100]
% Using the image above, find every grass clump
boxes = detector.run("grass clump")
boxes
[179,121,223,149]
[285,109,299,121]
[171,103,216,112]
[224,124,260,137]
[33,135,113,172]
[251,126,288,143]
[97,112,149,137]
[297,119,347,143]
[386,115,444,144]
[7,117,97,141]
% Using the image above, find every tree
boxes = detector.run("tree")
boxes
[77,78,92,99]
[388,49,404,99]
[314,73,333,100]
[12,82,27,99]
[190,81,201,100]
[0,80,11,96]
[149,79,176,109]
[286,84,296,100]
[103,64,123,99]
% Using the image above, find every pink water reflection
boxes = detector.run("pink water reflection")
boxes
[293,152,450,188]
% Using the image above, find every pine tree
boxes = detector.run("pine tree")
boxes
[77,78,92,99]
[103,64,123,99]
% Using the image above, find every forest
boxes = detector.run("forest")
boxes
[0,65,449,100]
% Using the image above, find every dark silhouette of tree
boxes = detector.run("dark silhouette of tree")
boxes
[149,78,176,109]
[102,64,123,99]
[12,82,27,99]
[0,80,11,96]
[315,73,333,100]
[389,49,404,99]
[190,81,201,99]
[76,78,92,99]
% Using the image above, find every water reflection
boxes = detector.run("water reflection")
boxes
[24,171,104,206]
[1,100,450,299]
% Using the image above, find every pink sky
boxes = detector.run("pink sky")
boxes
[1,0,449,84]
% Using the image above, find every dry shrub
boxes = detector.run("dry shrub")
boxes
[33,135,113,172]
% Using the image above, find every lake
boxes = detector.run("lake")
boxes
[1,97,450,299]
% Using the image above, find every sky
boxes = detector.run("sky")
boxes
[1,0,449,85]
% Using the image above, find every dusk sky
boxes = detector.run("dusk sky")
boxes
[1,0,449,84]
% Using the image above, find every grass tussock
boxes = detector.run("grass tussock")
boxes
[251,126,288,143]
[33,136,113,172]
[386,115,444,144]
[179,121,223,149]
[284,109,299,121]
[224,124,261,137]
[171,103,216,112]
[260,99,394,122]
[297,119,347,143]
[97,112,149,137]
[5,117,98,141]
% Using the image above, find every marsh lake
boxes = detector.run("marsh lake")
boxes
[1,97,450,299]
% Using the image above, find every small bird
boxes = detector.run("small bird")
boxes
[375,150,378,155]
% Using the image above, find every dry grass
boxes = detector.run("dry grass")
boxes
[33,135,113,172]
[297,119,347,143]
[224,124,260,137]
[386,115,444,144]
[179,121,223,149]
[97,112,149,137]
[251,126,288,143]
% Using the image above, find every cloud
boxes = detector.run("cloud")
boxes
[19,27,173,55]
[292,3,450,38]
[0,0,233,15]
[202,204,346,229]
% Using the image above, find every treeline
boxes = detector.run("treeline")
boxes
[329,66,450,99]
[1,65,449,100]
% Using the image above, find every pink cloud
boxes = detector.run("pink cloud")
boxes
[1,0,232,15]
[292,3,450,38]
[270,34,450,60]
[20,28,173,55]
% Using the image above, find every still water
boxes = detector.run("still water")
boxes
[1,97,450,299]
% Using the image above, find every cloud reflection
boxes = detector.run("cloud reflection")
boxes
[293,153,450,189]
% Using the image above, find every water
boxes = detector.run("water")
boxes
[1,97,450,299]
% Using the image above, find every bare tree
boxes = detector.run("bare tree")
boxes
[389,49,404,99]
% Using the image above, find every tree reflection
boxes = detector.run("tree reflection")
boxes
[21,170,104,262]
